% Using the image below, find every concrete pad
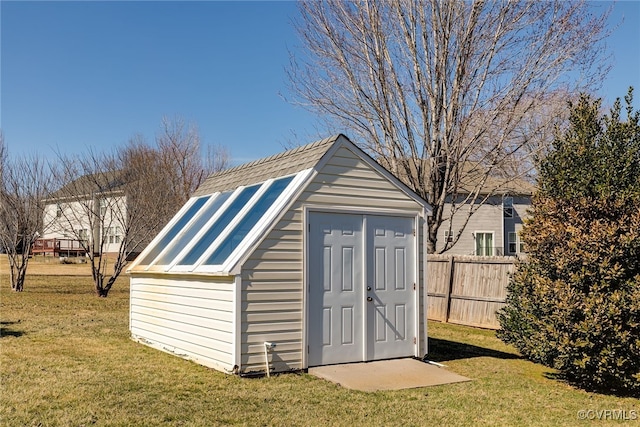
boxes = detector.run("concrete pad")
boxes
[308,358,471,392]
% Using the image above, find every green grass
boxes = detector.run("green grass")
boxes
[1,272,638,426]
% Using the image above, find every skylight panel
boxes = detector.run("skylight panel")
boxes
[176,183,261,266]
[152,191,233,266]
[137,195,210,266]
[204,175,294,266]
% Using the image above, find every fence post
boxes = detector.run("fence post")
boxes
[444,256,455,323]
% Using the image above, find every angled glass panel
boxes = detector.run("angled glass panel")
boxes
[137,195,210,266]
[177,184,261,266]
[204,176,294,265]
[153,191,232,266]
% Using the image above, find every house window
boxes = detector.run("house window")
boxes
[106,227,122,245]
[78,229,88,241]
[508,231,527,254]
[508,232,517,254]
[503,197,513,218]
[444,229,457,243]
[444,230,452,242]
[56,204,62,218]
[100,199,107,216]
[475,232,494,256]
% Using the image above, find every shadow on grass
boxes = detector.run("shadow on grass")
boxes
[427,337,520,363]
[543,371,640,399]
[0,321,24,338]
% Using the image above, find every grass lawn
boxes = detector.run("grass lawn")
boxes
[1,258,638,426]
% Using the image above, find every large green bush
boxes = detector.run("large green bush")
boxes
[497,91,640,394]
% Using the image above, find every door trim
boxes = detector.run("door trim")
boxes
[303,206,421,368]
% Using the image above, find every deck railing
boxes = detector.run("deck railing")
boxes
[32,238,87,257]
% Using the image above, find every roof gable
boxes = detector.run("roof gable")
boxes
[129,135,431,275]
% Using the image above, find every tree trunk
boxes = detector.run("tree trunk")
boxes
[13,274,25,292]
[99,276,118,298]
[92,266,107,297]
[8,254,28,292]
[93,268,118,297]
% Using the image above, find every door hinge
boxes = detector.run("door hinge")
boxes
[413,283,416,290]
[308,223,311,232]
[413,337,417,344]
[307,345,310,353]
[413,229,416,236]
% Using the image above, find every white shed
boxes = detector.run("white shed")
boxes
[128,135,432,375]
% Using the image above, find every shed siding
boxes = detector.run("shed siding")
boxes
[130,274,235,372]
[239,146,426,373]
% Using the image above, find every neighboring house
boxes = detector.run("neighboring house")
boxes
[436,175,534,256]
[128,134,432,375]
[36,172,126,256]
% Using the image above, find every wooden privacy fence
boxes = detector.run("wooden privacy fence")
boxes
[427,255,517,329]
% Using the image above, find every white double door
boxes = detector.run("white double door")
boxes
[308,212,416,367]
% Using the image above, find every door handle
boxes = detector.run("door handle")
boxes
[367,296,373,302]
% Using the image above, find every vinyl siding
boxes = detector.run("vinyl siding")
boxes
[130,274,236,372]
[42,195,126,255]
[437,196,504,255]
[437,195,531,255]
[239,146,427,373]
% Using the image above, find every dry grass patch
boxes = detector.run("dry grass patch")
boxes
[1,254,91,276]
[1,274,637,426]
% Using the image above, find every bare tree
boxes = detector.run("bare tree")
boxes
[48,118,229,297]
[127,117,230,228]
[288,0,611,253]
[0,135,55,291]
[49,149,169,297]
[0,132,5,172]
[156,115,229,208]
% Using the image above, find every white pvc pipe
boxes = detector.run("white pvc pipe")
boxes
[264,342,275,377]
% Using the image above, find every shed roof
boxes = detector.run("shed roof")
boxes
[193,135,340,196]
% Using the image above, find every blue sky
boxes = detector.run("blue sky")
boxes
[2,1,639,165]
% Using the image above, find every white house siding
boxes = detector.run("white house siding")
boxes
[102,196,127,254]
[43,201,93,240]
[130,274,236,372]
[42,195,126,254]
[239,146,427,373]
